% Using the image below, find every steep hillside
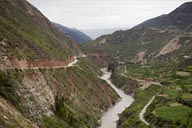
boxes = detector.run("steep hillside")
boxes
[53,23,92,44]
[0,58,118,128]
[0,0,119,127]
[0,0,80,70]
[82,2,192,64]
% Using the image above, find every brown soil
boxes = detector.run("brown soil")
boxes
[8,56,74,69]
[158,37,181,56]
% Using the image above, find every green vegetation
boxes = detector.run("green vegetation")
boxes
[1,0,192,128]
[43,116,70,128]
[0,70,21,111]
[81,3,192,127]
[55,94,77,127]
[82,27,179,62]
[125,63,167,79]
[110,61,192,128]
[182,93,192,99]
[39,58,118,128]
[155,106,192,125]
[0,57,118,128]
[78,58,101,74]
[0,0,77,61]
[118,85,162,128]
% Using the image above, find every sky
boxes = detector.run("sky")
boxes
[27,0,190,30]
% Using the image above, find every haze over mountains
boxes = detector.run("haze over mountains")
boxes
[53,23,92,44]
[81,27,128,39]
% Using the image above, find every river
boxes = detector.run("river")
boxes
[99,68,134,128]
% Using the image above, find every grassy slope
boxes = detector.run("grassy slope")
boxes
[82,28,175,61]
[155,106,192,124]
[0,0,79,61]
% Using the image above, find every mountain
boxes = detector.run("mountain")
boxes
[0,0,118,127]
[82,2,192,128]
[0,0,81,65]
[135,2,192,31]
[53,23,92,44]
[82,28,128,39]
[82,2,192,64]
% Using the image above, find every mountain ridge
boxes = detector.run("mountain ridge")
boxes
[53,22,92,44]
[0,0,80,63]
[134,2,192,31]
[82,2,192,64]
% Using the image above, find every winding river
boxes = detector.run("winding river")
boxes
[99,68,134,128]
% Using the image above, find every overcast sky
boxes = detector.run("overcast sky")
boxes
[27,0,190,30]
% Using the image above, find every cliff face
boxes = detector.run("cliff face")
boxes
[0,0,119,127]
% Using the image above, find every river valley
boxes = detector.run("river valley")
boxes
[99,68,134,128]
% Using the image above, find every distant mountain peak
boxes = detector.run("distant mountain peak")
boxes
[133,2,192,31]
[53,23,92,44]
[171,2,192,14]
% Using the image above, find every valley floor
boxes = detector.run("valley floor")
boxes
[99,68,134,128]
[110,63,192,128]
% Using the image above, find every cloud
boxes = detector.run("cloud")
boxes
[27,0,190,29]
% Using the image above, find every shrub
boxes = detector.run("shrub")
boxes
[0,71,21,110]
[54,94,77,126]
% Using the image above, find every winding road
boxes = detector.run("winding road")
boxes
[139,96,156,125]
[6,54,86,70]
[99,68,134,128]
